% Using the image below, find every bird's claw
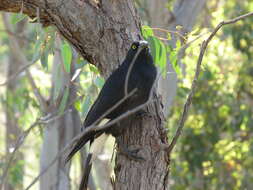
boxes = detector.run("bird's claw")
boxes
[118,146,145,161]
[135,110,152,118]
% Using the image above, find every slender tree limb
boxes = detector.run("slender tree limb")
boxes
[93,89,137,127]
[0,87,145,190]
[167,12,253,154]
[2,13,48,111]
[0,29,30,42]
[0,120,40,190]
[148,27,187,40]
[0,90,85,189]
[24,72,160,190]
[124,48,142,95]
[0,62,36,86]
[24,99,154,190]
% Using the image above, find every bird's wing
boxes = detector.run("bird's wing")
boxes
[65,130,102,163]
[65,64,128,162]
[83,65,127,128]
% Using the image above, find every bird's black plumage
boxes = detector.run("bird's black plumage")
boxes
[66,41,157,190]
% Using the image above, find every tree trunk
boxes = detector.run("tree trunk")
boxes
[3,14,26,190]
[114,99,169,190]
[145,0,207,116]
[0,1,169,189]
[39,37,80,190]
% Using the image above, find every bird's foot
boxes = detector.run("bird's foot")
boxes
[135,110,152,118]
[116,138,145,161]
[118,144,145,161]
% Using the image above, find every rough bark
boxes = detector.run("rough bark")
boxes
[0,1,169,189]
[3,15,26,190]
[1,0,141,76]
[114,97,169,190]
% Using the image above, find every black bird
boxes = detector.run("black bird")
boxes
[66,40,157,190]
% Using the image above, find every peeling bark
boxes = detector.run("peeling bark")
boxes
[1,0,141,75]
[114,97,169,190]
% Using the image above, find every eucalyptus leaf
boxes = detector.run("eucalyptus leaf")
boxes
[81,95,91,118]
[40,50,49,70]
[141,25,154,38]
[170,50,180,75]
[53,63,63,101]
[31,33,46,63]
[94,77,105,89]
[11,13,27,25]
[159,41,167,77]
[58,87,69,115]
[61,42,72,73]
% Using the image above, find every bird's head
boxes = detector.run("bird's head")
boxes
[125,40,153,65]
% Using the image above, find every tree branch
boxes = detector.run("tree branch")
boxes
[0,120,40,190]
[24,71,159,190]
[2,13,48,111]
[167,12,253,154]
[0,0,141,72]
[0,62,36,86]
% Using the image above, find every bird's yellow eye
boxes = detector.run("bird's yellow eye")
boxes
[132,45,137,50]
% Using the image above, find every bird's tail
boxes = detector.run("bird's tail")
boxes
[65,130,97,163]
[79,153,93,190]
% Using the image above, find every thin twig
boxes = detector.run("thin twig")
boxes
[167,12,253,154]
[2,13,48,111]
[0,29,30,42]
[146,27,187,41]
[0,62,36,86]
[0,92,82,190]
[124,47,142,95]
[24,98,154,190]
[0,120,40,190]
[92,88,137,127]
[24,70,160,190]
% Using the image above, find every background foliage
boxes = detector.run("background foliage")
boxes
[168,1,253,189]
[0,0,252,189]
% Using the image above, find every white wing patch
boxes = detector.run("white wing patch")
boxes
[89,118,110,161]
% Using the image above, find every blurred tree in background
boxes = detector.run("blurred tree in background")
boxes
[168,1,253,190]
[0,0,252,190]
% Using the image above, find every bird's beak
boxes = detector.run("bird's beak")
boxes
[138,40,149,50]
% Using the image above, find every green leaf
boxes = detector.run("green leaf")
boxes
[31,33,46,63]
[53,63,63,101]
[61,42,72,73]
[170,50,180,74]
[159,41,167,77]
[153,37,161,65]
[11,13,27,25]
[141,25,154,39]
[147,36,167,75]
[147,36,160,65]
[175,40,181,51]
[74,99,81,111]
[40,51,49,70]
[94,77,105,89]
[76,58,87,69]
[89,64,100,74]
[166,44,173,53]
[40,29,55,69]
[58,87,69,115]
[167,33,172,41]
[81,95,91,118]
